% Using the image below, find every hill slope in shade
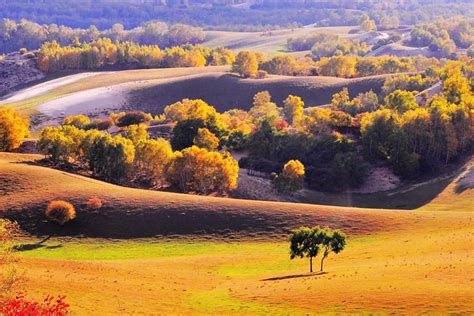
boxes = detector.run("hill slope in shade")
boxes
[1,153,472,239]
[129,73,394,114]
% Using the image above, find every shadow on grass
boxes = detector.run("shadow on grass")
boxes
[14,243,63,252]
[261,271,326,281]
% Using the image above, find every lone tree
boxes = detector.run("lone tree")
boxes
[289,226,321,273]
[41,200,76,244]
[289,226,346,272]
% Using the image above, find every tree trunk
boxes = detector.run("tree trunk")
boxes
[310,256,313,273]
[38,234,53,245]
[320,255,327,272]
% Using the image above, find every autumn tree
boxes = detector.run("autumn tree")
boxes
[135,138,174,187]
[166,146,238,194]
[37,125,85,164]
[249,91,281,126]
[360,14,377,32]
[283,95,304,125]
[193,128,219,151]
[272,160,305,193]
[41,200,76,244]
[384,90,419,114]
[125,124,149,145]
[232,51,258,78]
[0,108,29,152]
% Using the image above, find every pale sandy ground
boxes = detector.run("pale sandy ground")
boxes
[35,81,136,125]
[0,72,104,103]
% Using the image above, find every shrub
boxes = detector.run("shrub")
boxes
[116,111,152,128]
[86,197,102,210]
[62,114,91,129]
[1,293,69,315]
[45,201,76,226]
[0,108,29,152]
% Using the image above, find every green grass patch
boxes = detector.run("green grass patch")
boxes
[187,288,309,315]
[16,240,286,261]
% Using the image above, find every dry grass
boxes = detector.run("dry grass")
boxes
[203,26,360,55]
[1,152,473,314]
[129,73,396,114]
[1,66,230,115]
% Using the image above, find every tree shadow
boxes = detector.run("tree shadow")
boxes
[13,243,63,252]
[261,271,326,281]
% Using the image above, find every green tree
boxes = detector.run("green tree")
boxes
[289,226,347,273]
[289,226,321,273]
[318,228,347,272]
[384,90,418,114]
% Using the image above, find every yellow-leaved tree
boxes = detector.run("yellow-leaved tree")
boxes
[193,128,219,151]
[272,160,305,192]
[0,108,29,152]
[232,51,258,78]
[166,146,238,194]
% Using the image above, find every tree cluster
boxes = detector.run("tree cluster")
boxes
[0,19,205,54]
[37,108,239,194]
[409,17,474,58]
[36,38,235,73]
[232,51,440,79]
[289,226,346,273]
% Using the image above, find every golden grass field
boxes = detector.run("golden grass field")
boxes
[1,152,473,314]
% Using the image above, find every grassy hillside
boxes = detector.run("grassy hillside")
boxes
[1,152,473,314]
[0,66,230,116]
[0,152,414,239]
[203,26,358,55]
[129,73,394,114]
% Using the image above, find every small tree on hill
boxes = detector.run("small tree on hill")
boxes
[41,200,76,244]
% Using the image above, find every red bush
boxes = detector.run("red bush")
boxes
[86,197,102,210]
[1,292,69,315]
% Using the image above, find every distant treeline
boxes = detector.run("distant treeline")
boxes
[0,19,204,54]
[0,0,472,31]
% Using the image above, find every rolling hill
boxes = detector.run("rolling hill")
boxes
[129,73,394,114]
[1,152,473,314]
[1,67,397,127]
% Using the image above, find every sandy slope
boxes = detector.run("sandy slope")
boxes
[36,81,135,122]
[0,72,104,103]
